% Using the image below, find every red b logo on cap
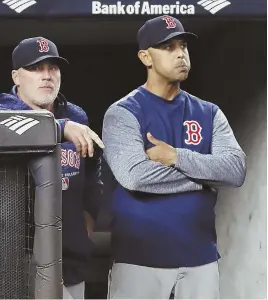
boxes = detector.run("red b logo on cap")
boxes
[162,16,177,29]
[37,39,49,53]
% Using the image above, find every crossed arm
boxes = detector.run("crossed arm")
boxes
[102,105,246,194]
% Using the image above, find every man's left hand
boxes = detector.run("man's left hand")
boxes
[146,132,177,167]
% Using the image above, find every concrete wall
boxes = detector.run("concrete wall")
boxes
[192,21,267,299]
[216,89,266,299]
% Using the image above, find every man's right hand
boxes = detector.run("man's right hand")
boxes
[64,120,104,158]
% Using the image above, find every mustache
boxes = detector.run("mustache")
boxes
[176,61,188,67]
[39,82,54,89]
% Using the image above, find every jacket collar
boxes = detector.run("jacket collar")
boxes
[10,85,68,118]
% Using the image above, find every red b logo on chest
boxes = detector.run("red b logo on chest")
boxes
[183,120,202,145]
[37,39,49,53]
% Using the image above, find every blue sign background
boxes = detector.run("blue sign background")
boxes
[0,0,266,17]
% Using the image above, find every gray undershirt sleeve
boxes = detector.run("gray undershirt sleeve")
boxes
[102,105,203,194]
[175,108,247,188]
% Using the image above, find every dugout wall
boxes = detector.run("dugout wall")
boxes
[0,110,62,299]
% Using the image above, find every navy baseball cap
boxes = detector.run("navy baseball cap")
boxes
[12,37,69,70]
[137,15,198,50]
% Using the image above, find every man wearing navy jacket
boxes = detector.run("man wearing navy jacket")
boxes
[102,16,247,299]
[0,37,104,299]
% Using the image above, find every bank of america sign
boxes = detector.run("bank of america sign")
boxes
[197,0,231,14]
[2,0,36,13]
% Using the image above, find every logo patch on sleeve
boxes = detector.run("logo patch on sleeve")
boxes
[62,177,70,191]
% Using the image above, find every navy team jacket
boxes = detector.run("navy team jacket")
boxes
[111,87,220,268]
[0,86,103,285]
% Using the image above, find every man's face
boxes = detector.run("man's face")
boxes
[12,59,61,110]
[145,38,191,83]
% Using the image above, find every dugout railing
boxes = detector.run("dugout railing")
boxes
[0,110,62,299]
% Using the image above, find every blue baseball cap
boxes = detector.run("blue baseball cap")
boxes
[137,15,198,50]
[12,37,69,70]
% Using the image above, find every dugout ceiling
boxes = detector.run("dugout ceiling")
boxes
[0,17,227,46]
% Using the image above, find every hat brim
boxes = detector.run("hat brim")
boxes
[155,32,198,47]
[22,55,69,68]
